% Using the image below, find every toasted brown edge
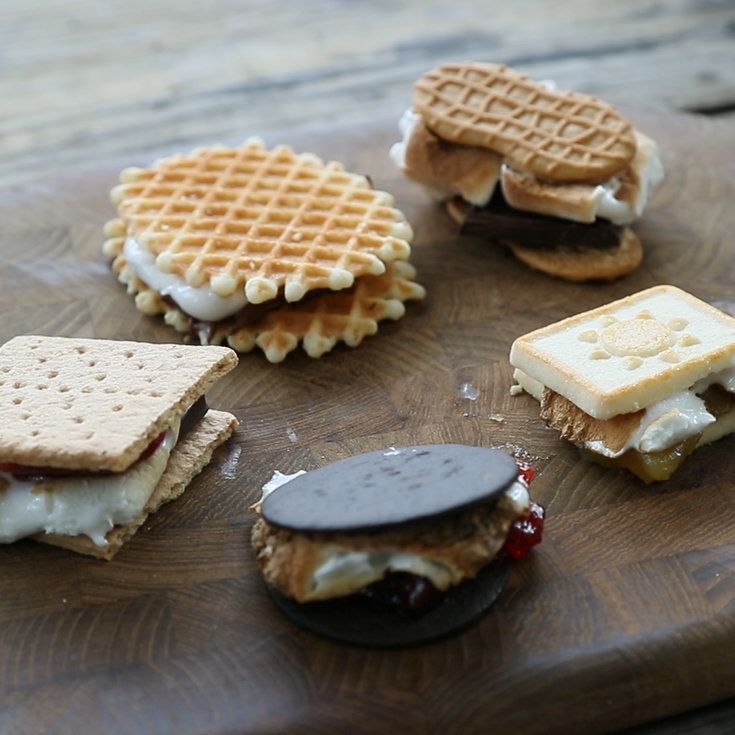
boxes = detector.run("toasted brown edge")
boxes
[507,227,642,282]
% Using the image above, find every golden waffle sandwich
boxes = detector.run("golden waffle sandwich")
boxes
[0,336,238,558]
[104,139,425,361]
[391,62,665,282]
[510,286,735,482]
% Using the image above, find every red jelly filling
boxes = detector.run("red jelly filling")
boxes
[503,502,545,560]
[516,460,536,486]
[500,461,545,560]
[0,432,166,482]
[359,572,443,615]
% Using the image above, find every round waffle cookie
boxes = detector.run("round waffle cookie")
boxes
[414,62,636,183]
[109,138,413,305]
[105,225,426,363]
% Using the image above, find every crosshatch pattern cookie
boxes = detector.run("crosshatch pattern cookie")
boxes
[108,243,425,362]
[109,139,413,305]
[414,62,636,183]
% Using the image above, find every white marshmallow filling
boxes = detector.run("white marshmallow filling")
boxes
[514,366,735,458]
[0,419,182,547]
[304,478,531,602]
[124,236,249,322]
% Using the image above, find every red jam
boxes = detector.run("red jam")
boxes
[0,432,166,482]
[516,460,536,486]
[499,461,545,560]
[503,502,545,560]
[359,572,443,615]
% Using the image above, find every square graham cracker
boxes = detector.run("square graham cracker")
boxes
[0,336,237,472]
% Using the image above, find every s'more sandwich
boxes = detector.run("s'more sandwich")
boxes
[391,62,665,282]
[103,139,425,363]
[252,445,543,646]
[0,336,238,558]
[510,286,735,482]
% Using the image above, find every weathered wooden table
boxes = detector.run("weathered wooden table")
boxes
[1,2,735,733]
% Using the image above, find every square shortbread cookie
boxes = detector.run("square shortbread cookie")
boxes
[510,285,735,419]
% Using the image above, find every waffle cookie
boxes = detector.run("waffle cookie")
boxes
[104,139,424,359]
[0,335,238,558]
[510,286,735,482]
[107,221,425,362]
[391,63,664,282]
[252,445,544,646]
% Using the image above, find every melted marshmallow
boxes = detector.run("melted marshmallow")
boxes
[251,469,307,512]
[593,146,665,225]
[0,422,179,546]
[307,479,530,597]
[124,237,248,321]
[586,390,716,458]
[389,109,455,202]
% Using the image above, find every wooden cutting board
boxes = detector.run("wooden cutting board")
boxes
[0,109,734,735]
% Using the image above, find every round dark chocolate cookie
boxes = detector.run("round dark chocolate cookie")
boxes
[262,444,518,533]
[267,558,509,648]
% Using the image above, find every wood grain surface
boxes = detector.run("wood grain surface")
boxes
[2,0,735,187]
[0,108,734,735]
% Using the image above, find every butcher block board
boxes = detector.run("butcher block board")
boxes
[1,109,734,735]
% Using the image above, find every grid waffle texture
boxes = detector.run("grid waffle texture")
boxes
[110,139,413,305]
[0,336,237,472]
[107,236,426,363]
[414,62,636,183]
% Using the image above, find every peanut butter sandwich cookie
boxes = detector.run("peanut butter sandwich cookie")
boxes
[0,336,238,558]
[510,286,735,482]
[391,62,664,281]
[104,139,425,362]
[252,445,544,646]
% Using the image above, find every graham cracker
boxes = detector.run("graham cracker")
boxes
[34,409,238,560]
[399,110,502,206]
[0,336,237,472]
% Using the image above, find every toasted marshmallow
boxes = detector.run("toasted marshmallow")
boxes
[500,131,664,225]
[390,109,502,206]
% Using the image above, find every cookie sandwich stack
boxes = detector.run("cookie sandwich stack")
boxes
[104,139,425,362]
[392,62,664,281]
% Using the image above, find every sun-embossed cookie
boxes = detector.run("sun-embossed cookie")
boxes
[414,62,636,183]
[510,286,735,482]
